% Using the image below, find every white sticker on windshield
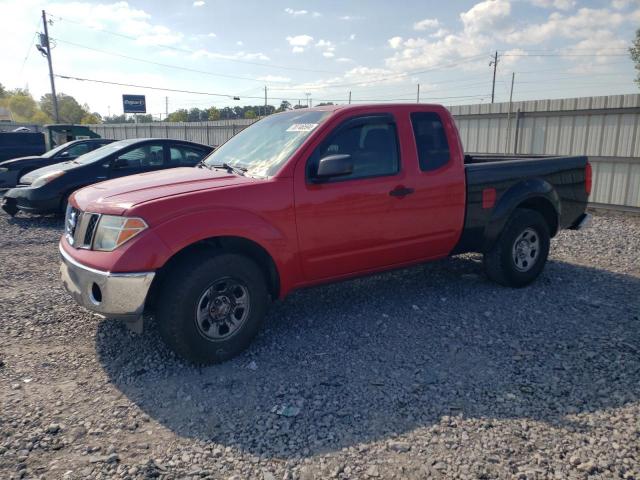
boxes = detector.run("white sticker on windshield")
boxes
[286,123,318,132]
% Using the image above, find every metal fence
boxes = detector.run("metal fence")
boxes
[450,94,640,211]
[81,94,640,211]
[86,118,257,147]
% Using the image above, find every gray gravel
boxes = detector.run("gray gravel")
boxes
[0,209,639,479]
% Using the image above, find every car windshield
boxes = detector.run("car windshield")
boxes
[72,140,138,164]
[203,110,332,177]
[42,141,75,158]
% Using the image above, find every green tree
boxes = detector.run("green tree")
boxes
[0,83,6,98]
[166,109,188,122]
[7,92,39,120]
[40,93,87,123]
[244,110,257,119]
[630,28,640,86]
[207,106,220,121]
[277,100,291,112]
[80,112,102,124]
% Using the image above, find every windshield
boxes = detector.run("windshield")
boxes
[73,140,136,164]
[203,110,332,177]
[42,141,74,158]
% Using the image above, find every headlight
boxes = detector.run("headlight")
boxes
[93,215,148,251]
[31,170,65,187]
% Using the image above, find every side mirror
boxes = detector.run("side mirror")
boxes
[113,158,128,169]
[314,154,353,180]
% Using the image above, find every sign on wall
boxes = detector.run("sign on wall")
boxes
[122,94,146,113]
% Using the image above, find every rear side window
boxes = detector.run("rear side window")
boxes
[170,146,207,166]
[410,112,450,171]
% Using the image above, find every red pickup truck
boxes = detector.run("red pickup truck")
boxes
[59,104,591,364]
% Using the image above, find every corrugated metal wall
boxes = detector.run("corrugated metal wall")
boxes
[450,94,640,210]
[83,94,640,210]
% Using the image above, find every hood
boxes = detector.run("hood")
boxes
[20,161,79,185]
[0,156,42,168]
[74,167,254,214]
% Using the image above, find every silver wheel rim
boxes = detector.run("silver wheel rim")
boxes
[512,227,540,272]
[195,277,250,341]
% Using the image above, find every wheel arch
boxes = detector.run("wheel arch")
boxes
[482,178,560,252]
[145,235,281,313]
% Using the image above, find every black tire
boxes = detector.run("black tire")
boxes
[156,252,269,364]
[483,208,550,287]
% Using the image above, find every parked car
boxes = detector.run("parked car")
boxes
[58,104,591,364]
[0,132,46,162]
[0,139,114,190]
[1,138,213,216]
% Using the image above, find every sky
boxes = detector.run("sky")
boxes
[1,0,639,118]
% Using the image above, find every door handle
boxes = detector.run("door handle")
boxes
[389,186,415,198]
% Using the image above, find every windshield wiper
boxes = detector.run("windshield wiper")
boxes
[197,159,212,169]
[210,163,247,176]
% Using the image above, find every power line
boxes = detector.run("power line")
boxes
[51,37,291,84]
[47,13,342,75]
[54,73,489,104]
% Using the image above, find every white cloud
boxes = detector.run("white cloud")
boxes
[460,0,511,35]
[284,8,308,16]
[349,33,356,40]
[530,0,576,10]
[323,51,335,58]
[430,28,449,38]
[413,18,440,31]
[336,57,353,63]
[388,36,403,49]
[506,7,626,44]
[286,34,314,52]
[312,11,322,17]
[207,32,217,38]
[236,40,243,46]
[339,15,362,21]
[191,48,270,61]
[193,0,205,6]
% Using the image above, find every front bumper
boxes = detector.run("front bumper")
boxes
[2,186,62,214]
[59,244,155,321]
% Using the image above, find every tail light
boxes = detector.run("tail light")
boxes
[585,162,592,196]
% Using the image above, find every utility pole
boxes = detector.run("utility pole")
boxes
[506,72,515,153]
[165,96,168,119]
[490,50,498,104]
[41,10,59,123]
[417,83,420,103]
[264,85,267,116]
[348,91,351,104]
[305,92,311,108]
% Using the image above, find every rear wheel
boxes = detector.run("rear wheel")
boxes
[156,252,269,364]
[483,208,550,287]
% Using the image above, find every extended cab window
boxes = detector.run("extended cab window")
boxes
[309,115,399,181]
[410,112,450,171]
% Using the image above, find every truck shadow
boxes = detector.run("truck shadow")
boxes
[95,256,640,459]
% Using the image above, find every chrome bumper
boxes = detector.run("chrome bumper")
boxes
[59,244,155,321]
[570,212,592,230]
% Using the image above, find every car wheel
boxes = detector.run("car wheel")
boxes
[156,252,269,364]
[483,208,550,287]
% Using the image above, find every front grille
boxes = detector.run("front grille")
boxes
[65,206,100,249]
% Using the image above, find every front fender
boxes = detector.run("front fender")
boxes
[142,207,299,296]
[483,178,560,251]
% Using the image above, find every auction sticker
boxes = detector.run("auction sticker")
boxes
[286,123,318,132]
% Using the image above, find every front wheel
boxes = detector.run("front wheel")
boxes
[156,252,269,364]
[483,208,550,287]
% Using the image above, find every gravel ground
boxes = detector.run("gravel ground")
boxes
[0,209,639,480]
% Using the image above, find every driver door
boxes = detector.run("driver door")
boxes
[294,114,410,281]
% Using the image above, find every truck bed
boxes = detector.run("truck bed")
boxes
[454,154,589,254]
